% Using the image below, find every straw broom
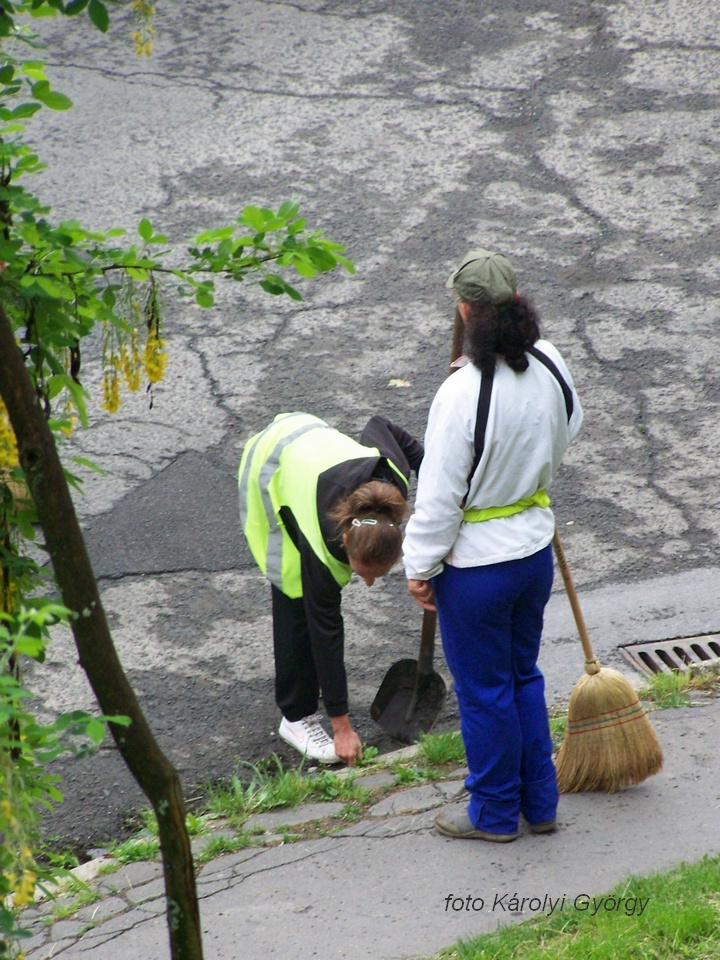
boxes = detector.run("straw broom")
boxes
[552,530,664,793]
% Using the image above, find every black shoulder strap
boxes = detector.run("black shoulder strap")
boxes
[464,366,494,494]
[464,348,573,499]
[528,346,573,422]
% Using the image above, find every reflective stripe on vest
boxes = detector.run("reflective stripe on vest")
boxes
[463,488,550,523]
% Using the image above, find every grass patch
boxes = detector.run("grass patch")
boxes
[108,835,160,864]
[638,666,720,709]
[391,762,438,785]
[549,713,567,750]
[193,833,254,865]
[417,730,466,766]
[432,854,720,960]
[134,808,210,838]
[205,756,369,824]
[51,886,100,921]
[356,745,380,766]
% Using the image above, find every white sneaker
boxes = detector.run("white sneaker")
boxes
[278,714,340,764]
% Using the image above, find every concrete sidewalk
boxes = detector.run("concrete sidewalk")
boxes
[19,705,720,960]
[19,567,720,960]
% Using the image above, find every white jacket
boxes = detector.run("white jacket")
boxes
[403,340,583,580]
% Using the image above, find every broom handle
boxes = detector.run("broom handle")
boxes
[450,306,464,367]
[552,529,601,674]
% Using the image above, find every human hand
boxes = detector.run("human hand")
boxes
[408,578,436,611]
[330,715,363,766]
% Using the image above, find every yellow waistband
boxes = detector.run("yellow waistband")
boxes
[463,489,550,523]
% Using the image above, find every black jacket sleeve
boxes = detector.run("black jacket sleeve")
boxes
[360,415,424,476]
[279,506,349,717]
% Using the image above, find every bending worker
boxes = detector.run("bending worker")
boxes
[239,412,423,766]
[403,248,583,841]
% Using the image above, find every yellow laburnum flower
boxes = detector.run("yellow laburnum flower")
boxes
[144,332,167,384]
[60,415,79,439]
[102,370,121,414]
[121,341,141,392]
[13,868,37,907]
[0,399,19,470]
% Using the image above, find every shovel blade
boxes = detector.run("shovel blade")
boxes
[371,659,447,744]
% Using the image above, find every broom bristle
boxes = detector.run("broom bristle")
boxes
[555,667,663,793]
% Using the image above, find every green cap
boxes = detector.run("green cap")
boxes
[446,248,517,305]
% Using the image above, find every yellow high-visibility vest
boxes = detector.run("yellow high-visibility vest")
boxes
[238,413,407,598]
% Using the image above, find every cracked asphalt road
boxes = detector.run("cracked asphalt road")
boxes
[19,0,720,849]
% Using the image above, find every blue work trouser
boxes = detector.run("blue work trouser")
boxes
[433,544,557,835]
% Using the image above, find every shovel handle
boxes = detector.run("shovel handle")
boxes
[403,609,437,722]
[551,529,600,672]
[417,608,437,675]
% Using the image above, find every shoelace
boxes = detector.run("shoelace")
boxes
[303,716,332,746]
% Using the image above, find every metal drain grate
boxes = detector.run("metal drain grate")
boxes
[619,634,720,676]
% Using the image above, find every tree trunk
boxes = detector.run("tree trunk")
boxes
[0,305,204,960]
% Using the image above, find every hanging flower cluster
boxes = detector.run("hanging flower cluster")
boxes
[130,0,156,56]
[0,800,37,909]
[101,279,167,414]
[0,399,19,471]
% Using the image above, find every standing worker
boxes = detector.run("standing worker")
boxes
[239,412,423,766]
[403,249,583,840]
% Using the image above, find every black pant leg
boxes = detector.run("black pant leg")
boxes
[271,584,320,721]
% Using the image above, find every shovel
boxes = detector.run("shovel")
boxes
[370,309,465,742]
[370,608,446,743]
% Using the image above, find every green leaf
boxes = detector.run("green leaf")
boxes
[61,376,89,429]
[293,258,318,278]
[14,635,45,658]
[138,217,153,241]
[126,266,149,281]
[196,289,214,308]
[0,239,22,259]
[260,276,285,296]
[287,218,307,236]
[85,717,107,742]
[278,201,300,220]
[71,456,107,476]
[241,205,266,232]
[260,217,286,232]
[21,61,47,82]
[335,254,355,275]
[64,0,89,14]
[88,0,109,32]
[15,509,36,541]
[195,226,234,242]
[35,274,74,299]
[31,80,73,111]
[10,103,42,120]
[308,248,338,272]
[103,714,131,727]
[0,64,14,84]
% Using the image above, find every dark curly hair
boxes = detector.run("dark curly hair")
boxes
[464,294,542,376]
